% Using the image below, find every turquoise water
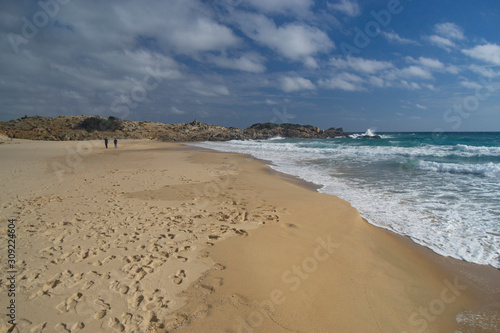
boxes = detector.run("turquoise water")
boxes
[193,131,500,269]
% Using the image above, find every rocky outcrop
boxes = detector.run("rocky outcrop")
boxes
[0,116,345,142]
[245,123,344,139]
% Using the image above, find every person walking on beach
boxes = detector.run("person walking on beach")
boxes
[114,138,118,148]
[104,137,109,149]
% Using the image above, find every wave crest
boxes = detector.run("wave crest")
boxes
[416,161,500,177]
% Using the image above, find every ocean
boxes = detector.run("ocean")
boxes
[191,131,500,269]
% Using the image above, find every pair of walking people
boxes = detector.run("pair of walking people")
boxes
[104,138,118,148]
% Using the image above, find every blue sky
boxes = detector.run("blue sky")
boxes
[1,0,499,131]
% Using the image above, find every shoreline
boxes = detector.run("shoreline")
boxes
[188,143,499,273]
[0,139,498,332]
[174,143,500,332]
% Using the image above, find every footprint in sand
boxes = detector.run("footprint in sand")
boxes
[29,322,46,333]
[109,280,130,294]
[232,228,248,236]
[176,255,188,262]
[54,320,83,332]
[56,292,83,313]
[170,269,186,285]
[70,322,85,332]
[108,317,125,332]
[121,312,133,325]
[55,323,71,333]
[128,293,145,310]
[95,309,107,320]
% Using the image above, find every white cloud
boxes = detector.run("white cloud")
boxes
[382,30,419,45]
[399,66,433,80]
[168,18,240,53]
[427,23,464,51]
[407,56,460,74]
[320,72,364,91]
[417,57,445,70]
[207,53,266,73]
[415,103,428,110]
[281,76,315,92]
[328,0,361,17]
[61,0,241,55]
[462,43,500,66]
[460,81,483,90]
[330,56,393,74]
[244,0,313,15]
[236,13,334,64]
[434,23,465,41]
[445,65,460,74]
[347,57,393,74]
[304,56,319,69]
[171,106,186,115]
[400,80,421,90]
[428,35,456,51]
[327,57,434,91]
[369,76,387,88]
[468,64,500,77]
[265,99,279,105]
[187,81,230,96]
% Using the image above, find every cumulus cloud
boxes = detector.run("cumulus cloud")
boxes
[369,76,388,88]
[403,66,433,79]
[462,43,500,66]
[416,57,445,70]
[406,56,460,74]
[207,53,266,73]
[382,30,419,45]
[236,13,334,64]
[326,57,434,91]
[460,81,483,90]
[187,81,230,96]
[396,66,433,80]
[428,35,456,51]
[328,0,361,17]
[171,106,186,115]
[58,0,241,55]
[468,64,500,77]
[427,22,464,51]
[244,0,313,15]
[281,76,315,92]
[434,23,465,41]
[330,57,393,74]
[401,81,421,90]
[319,72,364,91]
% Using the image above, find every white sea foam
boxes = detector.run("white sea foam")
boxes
[454,144,500,156]
[416,161,500,177]
[349,128,392,139]
[267,135,285,140]
[190,136,500,269]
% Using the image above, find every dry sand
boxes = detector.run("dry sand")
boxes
[0,139,498,332]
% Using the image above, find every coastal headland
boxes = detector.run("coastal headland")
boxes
[0,115,345,142]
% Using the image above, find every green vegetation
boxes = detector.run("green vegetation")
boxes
[77,116,124,132]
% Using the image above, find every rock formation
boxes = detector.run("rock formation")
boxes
[0,116,345,142]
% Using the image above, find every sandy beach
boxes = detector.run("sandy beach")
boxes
[0,139,499,333]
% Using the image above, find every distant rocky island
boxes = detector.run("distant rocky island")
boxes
[0,115,345,142]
